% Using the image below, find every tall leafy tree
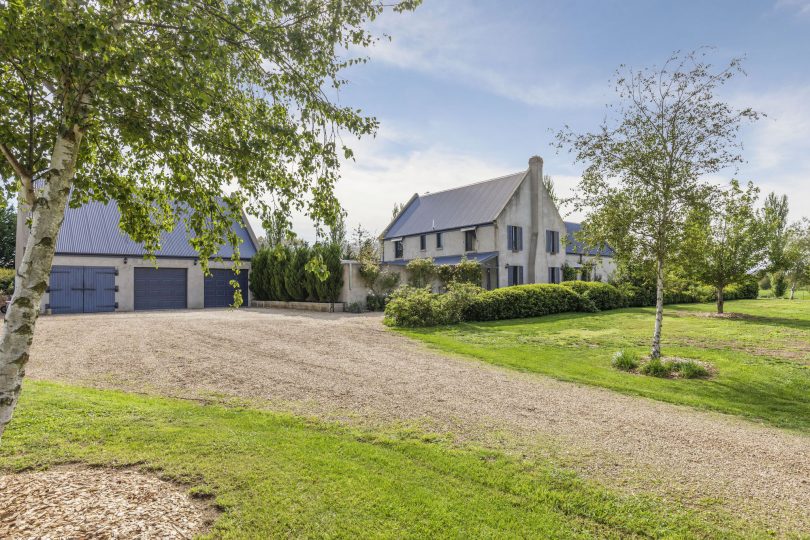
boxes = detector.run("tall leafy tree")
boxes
[763,192,791,272]
[0,206,14,268]
[680,180,766,313]
[784,219,810,300]
[557,50,760,358]
[0,0,419,441]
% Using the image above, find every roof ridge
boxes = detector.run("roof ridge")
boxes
[419,169,526,198]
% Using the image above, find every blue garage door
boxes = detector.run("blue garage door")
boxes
[134,268,187,310]
[204,269,249,308]
[49,266,117,314]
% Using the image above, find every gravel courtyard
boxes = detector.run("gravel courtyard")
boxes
[26,308,810,531]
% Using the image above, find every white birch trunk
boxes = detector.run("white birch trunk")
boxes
[0,127,82,442]
[789,282,796,300]
[650,257,664,359]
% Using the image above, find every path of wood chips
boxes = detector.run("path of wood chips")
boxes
[24,308,810,534]
[0,467,212,539]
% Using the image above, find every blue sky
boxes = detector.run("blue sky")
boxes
[283,0,810,241]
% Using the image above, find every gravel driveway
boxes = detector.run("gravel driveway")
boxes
[25,308,810,532]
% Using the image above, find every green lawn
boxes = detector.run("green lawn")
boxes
[0,381,760,539]
[399,299,810,433]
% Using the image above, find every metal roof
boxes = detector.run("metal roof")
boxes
[55,200,257,260]
[385,251,498,266]
[383,171,526,239]
[564,222,614,258]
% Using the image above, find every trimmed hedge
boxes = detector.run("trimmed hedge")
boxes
[561,281,626,311]
[464,284,596,322]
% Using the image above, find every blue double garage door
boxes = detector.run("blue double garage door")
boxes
[49,266,117,314]
[134,267,247,309]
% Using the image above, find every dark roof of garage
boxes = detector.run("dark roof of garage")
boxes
[55,200,258,260]
[382,171,527,239]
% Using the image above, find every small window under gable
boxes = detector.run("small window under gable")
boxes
[546,230,560,254]
[436,232,443,249]
[507,225,523,252]
[394,240,403,259]
[420,234,426,251]
[464,229,476,252]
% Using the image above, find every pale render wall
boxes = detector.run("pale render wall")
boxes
[494,172,566,286]
[382,224,496,262]
[338,261,370,305]
[564,254,617,281]
[43,255,251,312]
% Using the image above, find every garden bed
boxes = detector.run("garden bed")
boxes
[251,299,344,312]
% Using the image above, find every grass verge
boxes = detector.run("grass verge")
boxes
[398,299,810,433]
[0,380,762,539]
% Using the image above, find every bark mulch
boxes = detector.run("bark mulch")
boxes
[0,467,214,539]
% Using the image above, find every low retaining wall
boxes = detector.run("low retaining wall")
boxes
[251,300,344,313]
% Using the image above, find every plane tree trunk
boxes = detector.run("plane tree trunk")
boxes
[0,126,83,442]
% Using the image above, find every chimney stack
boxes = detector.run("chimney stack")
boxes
[527,156,543,283]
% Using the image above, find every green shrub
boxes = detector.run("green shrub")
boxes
[344,302,363,314]
[406,257,437,288]
[453,257,483,285]
[249,248,271,300]
[436,264,455,288]
[313,242,344,303]
[759,275,771,290]
[725,275,759,300]
[464,284,596,322]
[611,350,639,371]
[674,360,710,379]
[366,294,387,312]
[561,263,577,282]
[441,282,484,323]
[384,286,443,327]
[640,358,674,378]
[0,268,14,296]
[284,245,310,301]
[270,244,291,301]
[561,281,626,311]
[771,272,788,298]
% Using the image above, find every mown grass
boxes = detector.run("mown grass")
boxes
[0,380,762,539]
[399,299,810,433]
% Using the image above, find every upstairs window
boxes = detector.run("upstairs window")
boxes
[548,266,561,284]
[508,265,524,286]
[436,232,443,249]
[394,240,403,259]
[464,229,476,252]
[506,225,523,251]
[546,230,560,254]
[420,234,426,251]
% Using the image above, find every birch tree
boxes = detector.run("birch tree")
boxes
[680,180,766,314]
[0,0,419,442]
[556,50,760,358]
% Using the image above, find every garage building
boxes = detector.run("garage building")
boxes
[16,200,258,314]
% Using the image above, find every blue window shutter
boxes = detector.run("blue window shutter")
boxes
[518,227,523,251]
[507,226,513,250]
[518,266,524,285]
[545,231,551,253]
[507,267,513,286]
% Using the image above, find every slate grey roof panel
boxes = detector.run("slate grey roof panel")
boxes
[564,222,614,258]
[383,171,526,239]
[55,200,257,260]
[385,251,499,266]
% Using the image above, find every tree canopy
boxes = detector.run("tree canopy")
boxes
[556,49,760,358]
[0,206,14,268]
[0,0,419,442]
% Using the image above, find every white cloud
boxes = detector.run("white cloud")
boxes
[775,0,810,16]
[363,3,606,108]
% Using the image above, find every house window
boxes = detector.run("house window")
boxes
[420,234,426,251]
[464,230,476,252]
[507,225,523,252]
[548,266,561,284]
[508,265,524,286]
[436,232,443,249]
[546,230,560,254]
[394,240,403,259]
